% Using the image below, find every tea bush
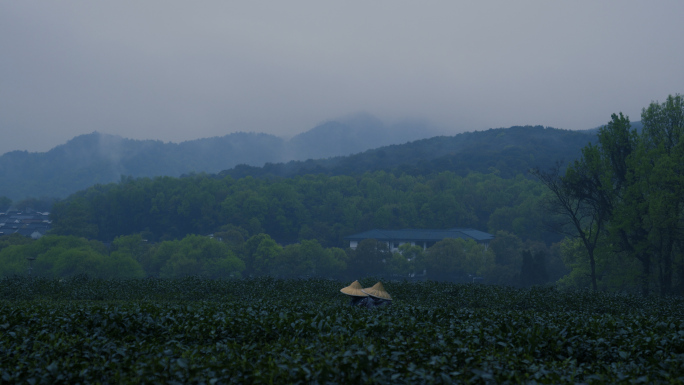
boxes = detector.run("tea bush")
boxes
[1,277,683,384]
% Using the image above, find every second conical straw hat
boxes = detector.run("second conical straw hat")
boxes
[340,280,368,297]
[362,282,392,300]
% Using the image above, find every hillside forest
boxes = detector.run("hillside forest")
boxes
[0,95,682,295]
[0,123,596,201]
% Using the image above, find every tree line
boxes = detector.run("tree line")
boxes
[534,95,684,295]
[0,230,565,287]
[49,171,557,247]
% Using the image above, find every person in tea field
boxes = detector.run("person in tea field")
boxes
[340,280,371,307]
[362,282,392,308]
[340,281,393,308]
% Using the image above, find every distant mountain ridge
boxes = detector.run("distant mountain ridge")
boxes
[0,114,443,200]
[219,125,599,180]
[287,113,439,160]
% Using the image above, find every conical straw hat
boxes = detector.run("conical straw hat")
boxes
[362,282,392,300]
[340,280,368,297]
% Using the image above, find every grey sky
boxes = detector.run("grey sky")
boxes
[1,1,682,155]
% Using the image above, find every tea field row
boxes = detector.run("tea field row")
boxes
[1,277,683,384]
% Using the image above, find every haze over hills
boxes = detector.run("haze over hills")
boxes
[220,125,599,180]
[0,111,608,201]
[287,113,441,160]
[0,114,444,200]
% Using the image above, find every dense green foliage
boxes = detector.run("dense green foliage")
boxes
[0,233,564,287]
[1,277,683,384]
[50,171,555,247]
[43,170,573,285]
[0,235,145,279]
[537,95,684,296]
[0,235,244,281]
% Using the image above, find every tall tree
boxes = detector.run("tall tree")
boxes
[536,96,684,295]
[604,97,684,295]
[533,112,638,292]
[631,95,684,295]
[531,159,607,291]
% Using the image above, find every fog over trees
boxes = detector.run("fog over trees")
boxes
[1,95,683,294]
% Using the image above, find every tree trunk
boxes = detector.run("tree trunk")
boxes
[678,255,684,296]
[660,250,672,296]
[588,249,598,291]
[641,255,651,296]
[663,233,674,296]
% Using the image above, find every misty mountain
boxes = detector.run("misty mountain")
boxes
[219,125,599,180]
[287,113,442,160]
[0,114,443,200]
[0,132,285,200]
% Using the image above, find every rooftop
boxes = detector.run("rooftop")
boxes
[344,228,494,242]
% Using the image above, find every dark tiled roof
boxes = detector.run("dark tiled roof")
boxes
[15,228,38,237]
[14,225,49,237]
[8,215,36,220]
[345,228,494,242]
[0,217,52,237]
[0,212,52,236]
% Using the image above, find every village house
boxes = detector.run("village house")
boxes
[0,211,52,239]
[344,228,494,252]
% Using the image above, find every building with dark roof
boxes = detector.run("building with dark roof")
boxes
[0,212,52,239]
[344,228,494,252]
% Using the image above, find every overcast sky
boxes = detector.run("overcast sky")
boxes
[1,1,682,155]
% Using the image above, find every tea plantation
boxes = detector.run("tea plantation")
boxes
[1,276,683,384]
